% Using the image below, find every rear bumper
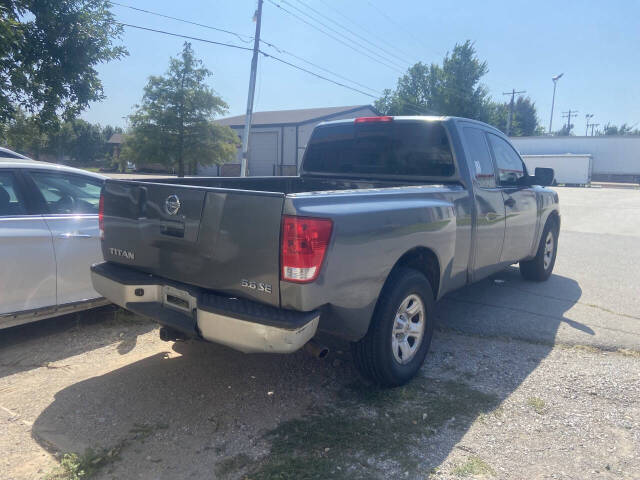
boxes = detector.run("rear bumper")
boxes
[90,262,319,354]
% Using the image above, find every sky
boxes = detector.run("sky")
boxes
[81,0,640,136]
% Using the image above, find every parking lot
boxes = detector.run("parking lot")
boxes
[1,186,639,480]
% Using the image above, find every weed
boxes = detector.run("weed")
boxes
[45,448,120,480]
[43,422,167,480]
[452,456,495,477]
[618,348,640,358]
[527,397,546,415]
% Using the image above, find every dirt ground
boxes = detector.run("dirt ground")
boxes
[1,186,639,480]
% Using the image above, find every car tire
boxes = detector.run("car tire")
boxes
[520,218,559,282]
[351,267,434,388]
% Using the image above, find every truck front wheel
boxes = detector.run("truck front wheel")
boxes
[351,267,434,387]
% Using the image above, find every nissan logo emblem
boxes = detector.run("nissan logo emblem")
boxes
[165,194,181,215]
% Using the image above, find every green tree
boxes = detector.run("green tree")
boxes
[2,108,47,157]
[2,108,120,164]
[123,42,238,176]
[601,123,640,136]
[375,41,489,120]
[553,124,573,136]
[487,96,542,136]
[0,0,127,125]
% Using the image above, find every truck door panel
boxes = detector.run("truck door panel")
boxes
[459,126,506,281]
[486,133,538,263]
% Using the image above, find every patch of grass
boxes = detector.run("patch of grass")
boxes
[45,448,121,480]
[618,348,640,358]
[527,397,546,415]
[452,456,495,477]
[476,405,505,424]
[245,378,500,479]
[216,453,252,477]
[43,423,168,480]
[570,344,601,354]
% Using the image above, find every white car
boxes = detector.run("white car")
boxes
[0,154,109,328]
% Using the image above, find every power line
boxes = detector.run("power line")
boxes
[316,0,415,63]
[110,3,442,115]
[279,0,407,70]
[117,22,379,98]
[363,0,437,58]
[119,23,253,51]
[119,22,432,116]
[259,40,380,95]
[110,1,380,95]
[291,0,412,65]
[258,50,377,98]
[110,1,253,43]
[265,0,404,74]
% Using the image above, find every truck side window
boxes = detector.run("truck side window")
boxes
[463,127,496,188]
[487,134,526,186]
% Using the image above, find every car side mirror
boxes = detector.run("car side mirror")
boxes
[533,167,554,186]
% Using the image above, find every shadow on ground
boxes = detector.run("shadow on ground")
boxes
[0,306,155,379]
[32,270,587,479]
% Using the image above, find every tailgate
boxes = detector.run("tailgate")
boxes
[101,180,284,307]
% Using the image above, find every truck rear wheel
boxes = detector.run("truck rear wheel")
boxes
[519,219,559,281]
[351,267,434,387]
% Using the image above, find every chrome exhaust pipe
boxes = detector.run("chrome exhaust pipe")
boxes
[304,339,329,359]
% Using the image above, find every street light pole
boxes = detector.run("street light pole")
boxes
[548,73,564,134]
[240,0,264,177]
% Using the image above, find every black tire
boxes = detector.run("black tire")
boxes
[351,267,435,388]
[520,218,559,281]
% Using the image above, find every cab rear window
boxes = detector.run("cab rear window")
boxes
[303,121,455,177]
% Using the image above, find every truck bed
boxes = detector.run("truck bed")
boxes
[99,175,455,309]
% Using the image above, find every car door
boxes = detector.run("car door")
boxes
[459,125,507,281]
[26,170,105,305]
[486,133,538,264]
[0,169,57,316]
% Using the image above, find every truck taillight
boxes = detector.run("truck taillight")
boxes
[98,193,104,239]
[281,215,333,283]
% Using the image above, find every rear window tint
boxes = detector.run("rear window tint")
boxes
[303,121,455,177]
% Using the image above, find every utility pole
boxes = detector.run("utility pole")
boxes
[590,123,599,136]
[585,114,594,136]
[548,73,564,134]
[562,109,578,135]
[502,88,526,136]
[240,0,263,177]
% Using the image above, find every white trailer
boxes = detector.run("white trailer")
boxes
[521,154,592,185]
[511,136,640,183]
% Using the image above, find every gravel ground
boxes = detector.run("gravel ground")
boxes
[0,187,639,480]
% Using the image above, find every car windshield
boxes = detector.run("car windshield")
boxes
[303,121,455,178]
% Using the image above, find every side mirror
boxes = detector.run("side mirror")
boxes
[533,167,554,186]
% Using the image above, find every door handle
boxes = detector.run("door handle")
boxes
[504,197,516,208]
[58,233,93,239]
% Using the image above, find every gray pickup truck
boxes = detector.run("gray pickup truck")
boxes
[91,116,559,386]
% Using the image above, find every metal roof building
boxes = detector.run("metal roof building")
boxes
[199,104,378,176]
